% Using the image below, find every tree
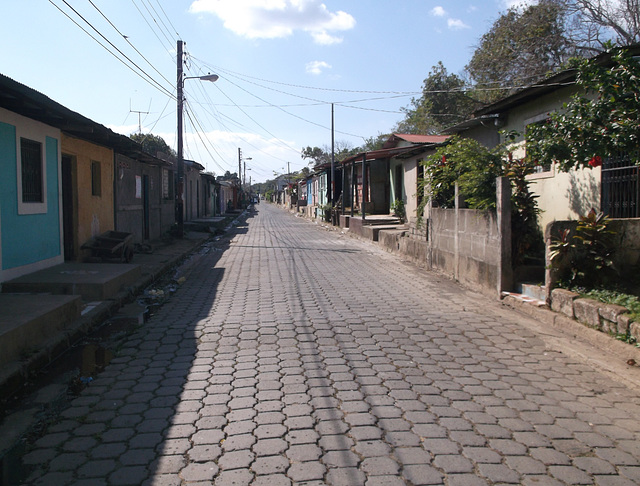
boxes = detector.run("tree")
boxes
[526,47,640,172]
[563,0,640,53]
[466,0,572,103]
[396,62,478,134]
[361,133,390,152]
[130,133,175,157]
[301,141,356,166]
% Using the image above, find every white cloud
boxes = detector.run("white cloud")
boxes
[431,5,469,30]
[189,0,355,45]
[448,18,470,30]
[305,60,331,75]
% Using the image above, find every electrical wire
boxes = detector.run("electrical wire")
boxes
[130,0,173,52]
[153,0,180,39]
[134,0,175,49]
[87,0,174,89]
[47,0,175,99]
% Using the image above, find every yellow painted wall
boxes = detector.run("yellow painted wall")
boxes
[61,134,114,249]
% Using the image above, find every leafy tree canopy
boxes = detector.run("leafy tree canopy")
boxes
[301,141,357,166]
[526,47,640,172]
[396,62,478,134]
[466,0,572,104]
[130,133,175,157]
[361,133,390,152]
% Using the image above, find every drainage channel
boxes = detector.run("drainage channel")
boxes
[0,242,218,486]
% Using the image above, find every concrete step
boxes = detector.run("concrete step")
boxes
[0,294,81,367]
[2,262,142,301]
[517,282,546,301]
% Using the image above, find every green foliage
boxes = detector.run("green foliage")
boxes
[418,136,503,211]
[526,47,640,171]
[416,134,543,265]
[466,0,572,103]
[504,153,543,265]
[549,209,618,287]
[361,133,390,152]
[301,141,357,166]
[397,62,478,135]
[130,133,175,157]
[578,288,640,325]
[391,199,406,222]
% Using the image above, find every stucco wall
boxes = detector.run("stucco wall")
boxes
[529,166,601,231]
[501,84,598,231]
[0,108,63,282]
[61,133,114,248]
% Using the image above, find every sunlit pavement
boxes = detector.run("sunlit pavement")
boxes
[23,203,640,485]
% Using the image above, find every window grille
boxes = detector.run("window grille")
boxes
[601,152,639,218]
[21,138,43,203]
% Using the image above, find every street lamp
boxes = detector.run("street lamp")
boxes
[176,39,218,238]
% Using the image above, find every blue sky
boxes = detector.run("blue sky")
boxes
[1,0,522,182]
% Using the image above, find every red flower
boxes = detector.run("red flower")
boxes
[588,155,603,168]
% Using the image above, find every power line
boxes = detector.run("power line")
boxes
[47,0,175,99]
[134,0,175,48]
[192,58,422,95]
[140,0,176,44]
[130,0,173,52]
[87,0,175,89]
[153,0,180,39]
[217,75,364,139]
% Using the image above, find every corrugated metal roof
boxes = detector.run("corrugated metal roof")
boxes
[384,134,449,147]
[0,73,180,167]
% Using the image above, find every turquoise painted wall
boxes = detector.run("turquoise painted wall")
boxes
[1,121,61,270]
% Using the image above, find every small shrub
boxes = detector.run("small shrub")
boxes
[391,199,406,223]
[549,209,617,287]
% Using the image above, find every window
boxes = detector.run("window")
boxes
[525,114,553,174]
[91,161,102,196]
[21,138,43,202]
[162,168,174,199]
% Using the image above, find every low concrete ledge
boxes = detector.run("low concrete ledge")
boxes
[378,229,405,252]
[513,287,639,346]
[574,298,603,329]
[550,288,579,318]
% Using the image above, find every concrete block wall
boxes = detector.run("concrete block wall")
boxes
[430,207,501,295]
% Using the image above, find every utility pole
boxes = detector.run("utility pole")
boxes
[176,40,185,237]
[330,103,335,204]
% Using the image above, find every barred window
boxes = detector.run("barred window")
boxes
[91,161,102,196]
[21,138,43,203]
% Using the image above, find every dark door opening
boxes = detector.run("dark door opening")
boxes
[143,175,150,240]
[61,155,75,260]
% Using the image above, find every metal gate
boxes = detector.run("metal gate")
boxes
[601,152,639,218]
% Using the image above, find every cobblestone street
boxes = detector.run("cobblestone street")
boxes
[22,203,640,485]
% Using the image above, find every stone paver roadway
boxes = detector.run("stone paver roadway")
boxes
[23,203,640,485]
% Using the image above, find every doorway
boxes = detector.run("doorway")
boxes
[61,154,75,260]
